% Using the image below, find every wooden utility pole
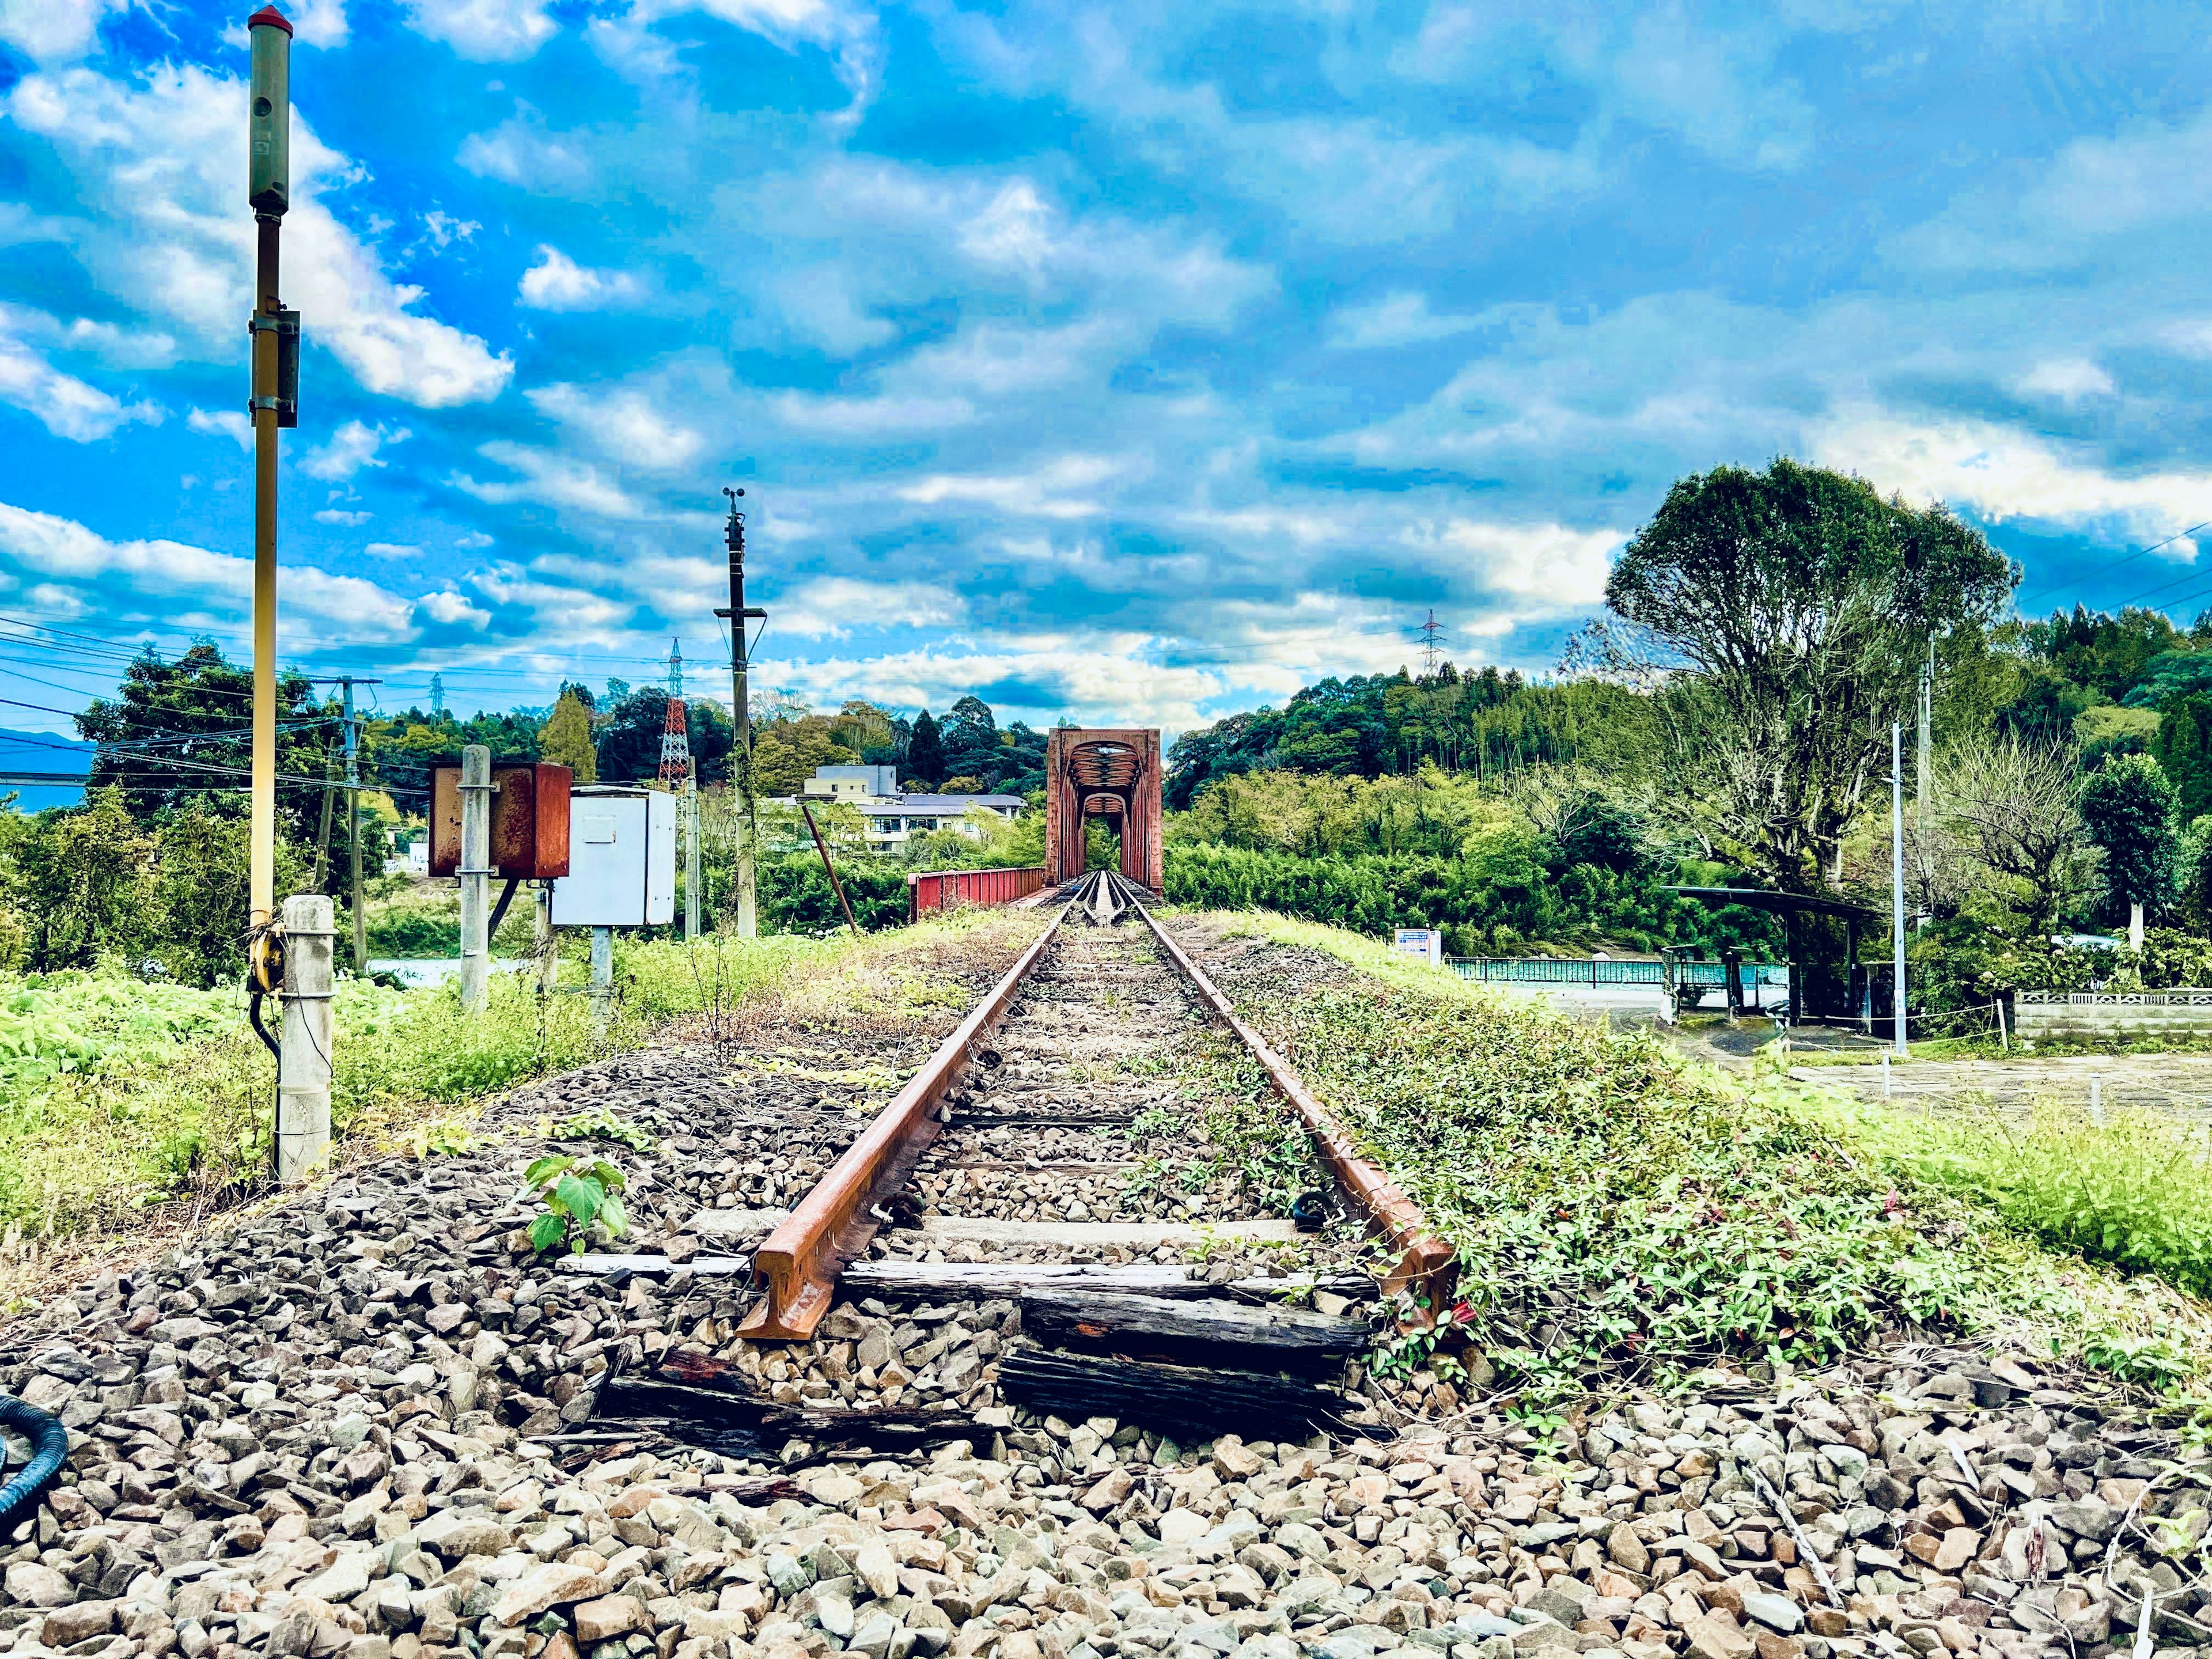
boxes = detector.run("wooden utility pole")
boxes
[714,487,766,937]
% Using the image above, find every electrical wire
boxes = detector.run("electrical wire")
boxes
[2013,520,2212,612]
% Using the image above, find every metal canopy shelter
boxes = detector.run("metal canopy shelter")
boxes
[1667,886,1881,1022]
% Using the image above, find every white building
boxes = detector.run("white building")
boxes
[854,793,1024,850]
[785,766,1023,850]
[802,764,900,802]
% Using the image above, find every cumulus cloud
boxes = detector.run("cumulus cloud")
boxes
[399,0,557,60]
[187,408,252,450]
[898,456,1123,520]
[518,247,645,311]
[289,0,350,48]
[525,382,703,470]
[303,420,411,482]
[774,578,965,639]
[452,442,656,520]
[0,312,160,441]
[5,63,512,408]
[1813,410,2212,550]
[1328,292,1486,350]
[0,498,419,643]
[0,0,126,63]
[2013,359,2117,404]
[315,509,373,526]
[419,589,490,626]
[1403,520,1625,613]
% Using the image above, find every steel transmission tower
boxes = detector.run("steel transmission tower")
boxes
[1419,609,1445,677]
[657,638,692,789]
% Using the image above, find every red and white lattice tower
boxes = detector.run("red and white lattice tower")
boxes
[657,637,692,789]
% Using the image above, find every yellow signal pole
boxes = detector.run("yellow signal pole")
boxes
[247,4,294,951]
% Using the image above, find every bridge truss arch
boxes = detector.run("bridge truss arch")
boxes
[1043,727,1162,892]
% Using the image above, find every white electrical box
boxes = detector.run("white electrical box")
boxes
[1393,926,1442,967]
[549,787,676,927]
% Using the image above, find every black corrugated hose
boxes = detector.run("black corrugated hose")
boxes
[0,1394,69,1533]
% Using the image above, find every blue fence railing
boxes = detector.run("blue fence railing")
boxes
[1445,957,1788,990]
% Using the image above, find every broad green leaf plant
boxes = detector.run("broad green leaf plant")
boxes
[521,1153,630,1255]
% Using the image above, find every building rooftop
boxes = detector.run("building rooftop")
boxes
[854,793,1024,815]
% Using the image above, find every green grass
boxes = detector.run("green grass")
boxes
[1834,1101,2212,1299]
[1202,911,2212,1402]
[0,904,1050,1271]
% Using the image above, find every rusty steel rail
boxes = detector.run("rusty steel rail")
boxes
[738,876,1455,1340]
[737,896,1075,1340]
[1123,883,1459,1315]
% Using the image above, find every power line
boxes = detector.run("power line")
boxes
[2014,520,2212,612]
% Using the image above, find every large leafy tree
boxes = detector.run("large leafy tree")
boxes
[76,644,327,836]
[2150,694,2212,821]
[2079,752,2181,928]
[1938,732,2094,930]
[750,716,858,796]
[539,690,598,782]
[907,710,945,789]
[1604,459,2017,896]
[594,689,734,783]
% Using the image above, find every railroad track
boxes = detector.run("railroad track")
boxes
[590,872,1453,1448]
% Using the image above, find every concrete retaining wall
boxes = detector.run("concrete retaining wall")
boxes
[2013,989,2212,1040]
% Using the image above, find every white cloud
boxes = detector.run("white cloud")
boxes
[525,382,701,469]
[518,247,643,311]
[399,0,557,60]
[455,532,495,549]
[0,0,125,63]
[5,63,512,408]
[0,317,158,441]
[1815,408,2212,550]
[453,441,656,520]
[304,420,410,482]
[315,509,373,526]
[419,590,492,627]
[1404,520,1624,612]
[187,407,252,449]
[0,498,418,642]
[774,578,965,639]
[2012,358,2116,403]
[898,454,1123,520]
[456,113,597,192]
[1328,291,1484,350]
[366,542,422,559]
[289,0,350,48]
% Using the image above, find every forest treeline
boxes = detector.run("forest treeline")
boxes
[18,459,2212,1011]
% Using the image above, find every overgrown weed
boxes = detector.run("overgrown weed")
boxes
[0,908,1044,1259]
[1202,910,2212,1402]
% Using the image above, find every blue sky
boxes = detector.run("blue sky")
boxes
[5,1,2212,738]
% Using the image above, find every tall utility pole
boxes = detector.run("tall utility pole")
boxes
[309,675,380,972]
[343,678,363,973]
[1916,643,1933,841]
[246,5,297,958]
[1418,608,1444,677]
[1891,721,1908,1059]
[714,488,766,937]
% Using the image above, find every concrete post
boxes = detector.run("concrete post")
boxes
[276,892,333,1184]
[590,925,613,1033]
[459,744,491,1013]
[535,883,558,995]
[684,780,702,942]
